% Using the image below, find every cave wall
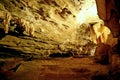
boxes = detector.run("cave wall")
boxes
[0,0,99,57]
[96,0,120,37]
[0,0,117,57]
[95,0,120,72]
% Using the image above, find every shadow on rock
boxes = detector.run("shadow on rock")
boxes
[49,52,72,58]
[0,28,6,40]
[0,44,30,58]
[92,74,109,80]
[0,72,8,80]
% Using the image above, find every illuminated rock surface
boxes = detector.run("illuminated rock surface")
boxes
[0,0,120,80]
[0,0,99,57]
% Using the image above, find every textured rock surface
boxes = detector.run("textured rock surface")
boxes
[0,0,120,80]
[0,0,99,57]
[96,0,120,37]
[0,57,110,80]
[95,0,120,73]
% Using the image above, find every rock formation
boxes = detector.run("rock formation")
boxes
[0,0,119,60]
[0,0,120,80]
[0,0,99,57]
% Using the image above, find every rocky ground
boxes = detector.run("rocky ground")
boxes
[0,34,120,80]
[0,57,110,80]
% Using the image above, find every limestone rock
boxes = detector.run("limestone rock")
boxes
[0,0,99,57]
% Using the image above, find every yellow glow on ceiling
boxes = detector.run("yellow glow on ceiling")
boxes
[75,0,99,25]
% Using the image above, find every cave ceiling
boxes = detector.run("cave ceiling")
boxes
[0,0,115,57]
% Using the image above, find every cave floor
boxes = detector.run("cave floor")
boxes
[0,57,110,80]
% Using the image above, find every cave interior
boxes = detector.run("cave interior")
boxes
[0,0,120,80]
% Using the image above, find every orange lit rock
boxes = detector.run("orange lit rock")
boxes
[96,0,120,37]
[0,11,11,34]
[90,21,110,44]
[95,43,111,64]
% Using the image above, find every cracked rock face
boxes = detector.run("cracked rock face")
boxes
[0,0,99,58]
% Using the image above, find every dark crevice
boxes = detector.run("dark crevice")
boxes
[0,44,29,58]
[0,28,6,40]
